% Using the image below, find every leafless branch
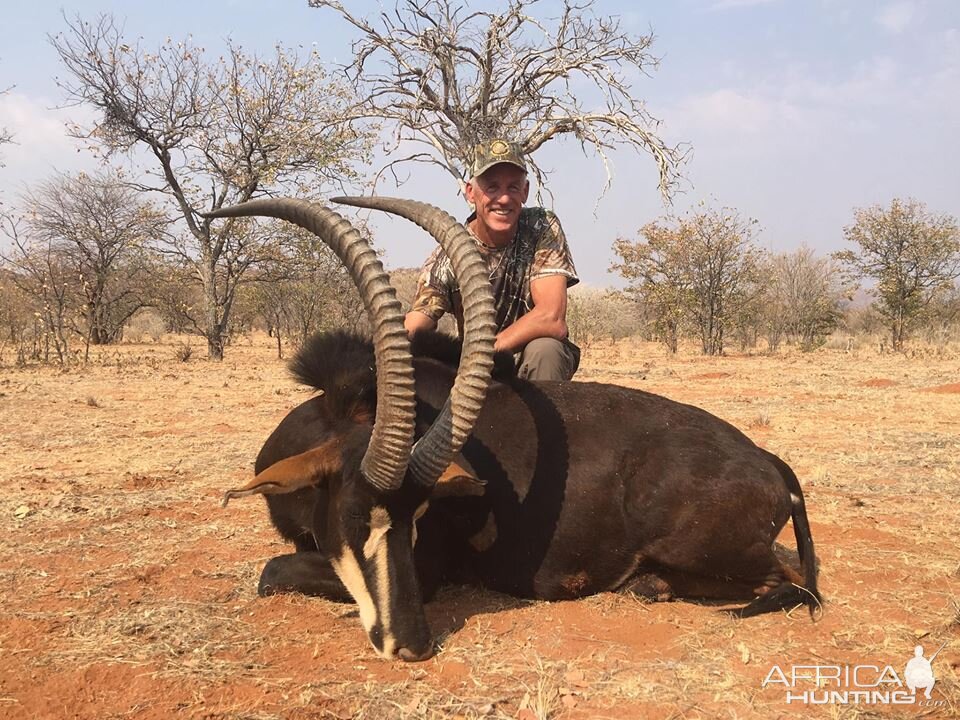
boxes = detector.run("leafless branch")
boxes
[50,12,373,358]
[0,75,13,163]
[311,0,688,199]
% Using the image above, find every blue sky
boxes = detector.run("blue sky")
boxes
[1,0,958,286]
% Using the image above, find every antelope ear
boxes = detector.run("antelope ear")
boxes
[431,457,486,498]
[222,439,342,507]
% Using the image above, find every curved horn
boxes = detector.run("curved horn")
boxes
[334,196,496,487]
[204,199,414,492]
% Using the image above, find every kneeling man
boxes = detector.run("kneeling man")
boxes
[405,139,580,380]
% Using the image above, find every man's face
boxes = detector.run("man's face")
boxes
[465,164,529,241]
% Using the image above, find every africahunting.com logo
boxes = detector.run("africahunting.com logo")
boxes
[762,642,947,706]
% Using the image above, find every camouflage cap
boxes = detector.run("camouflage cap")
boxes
[471,138,527,178]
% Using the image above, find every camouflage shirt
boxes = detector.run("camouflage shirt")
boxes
[410,207,579,335]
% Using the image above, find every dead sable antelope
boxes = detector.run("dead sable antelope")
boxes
[207,197,822,662]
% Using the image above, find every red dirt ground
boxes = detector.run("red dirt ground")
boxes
[1,335,958,719]
[923,382,960,394]
[861,378,899,388]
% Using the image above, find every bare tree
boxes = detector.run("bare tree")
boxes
[761,246,847,352]
[20,169,166,355]
[0,213,74,364]
[51,14,373,359]
[921,283,960,347]
[247,223,367,358]
[566,286,641,348]
[311,0,686,197]
[0,268,39,365]
[148,258,203,335]
[613,207,764,355]
[684,209,765,356]
[835,198,960,351]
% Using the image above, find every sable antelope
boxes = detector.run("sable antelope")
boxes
[208,197,821,662]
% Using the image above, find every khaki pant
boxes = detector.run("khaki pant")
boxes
[517,337,581,381]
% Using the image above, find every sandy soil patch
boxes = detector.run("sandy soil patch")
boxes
[2,336,959,718]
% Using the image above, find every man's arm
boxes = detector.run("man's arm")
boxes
[406,246,451,337]
[405,310,438,336]
[494,274,568,353]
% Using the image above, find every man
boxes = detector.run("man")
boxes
[404,139,580,381]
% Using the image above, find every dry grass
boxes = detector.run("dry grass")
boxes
[174,341,194,362]
[746,411,772,429]
[1,332,959,719]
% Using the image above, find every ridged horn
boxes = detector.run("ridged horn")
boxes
[204,199,415,492]
[334,196,496,487]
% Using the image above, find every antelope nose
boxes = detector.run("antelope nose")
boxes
[397,645,433,662]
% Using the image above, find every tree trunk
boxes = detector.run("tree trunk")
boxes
[207,332,225,361]
[665,319,678,354]
[891,306,905,352]
[201,255,227,361]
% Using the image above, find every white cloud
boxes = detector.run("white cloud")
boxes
[778,57,899,110]
[0,92,98,197]
[671,88,784,136]
[930,27,960,67]
[875,1,919,34]
[917,28,960,117]
[1,94,70,146]
[666,54,908,142]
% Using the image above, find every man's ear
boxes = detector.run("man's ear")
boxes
[432,457,486,498]
[222,438,342,506]
[521,177,530,204]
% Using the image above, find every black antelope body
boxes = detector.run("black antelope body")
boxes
[208,197,821,662]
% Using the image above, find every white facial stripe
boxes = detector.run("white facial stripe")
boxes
[374,526,395,658]
[365,506,399,658]
[330,545,377,634]
[331,506,410,660]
